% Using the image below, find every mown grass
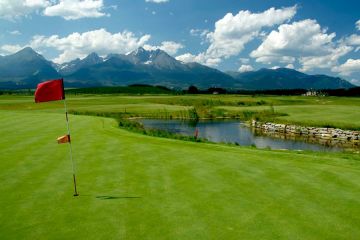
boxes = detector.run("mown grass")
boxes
[0,108,360,239]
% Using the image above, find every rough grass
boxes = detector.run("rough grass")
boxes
[1,94,360,239]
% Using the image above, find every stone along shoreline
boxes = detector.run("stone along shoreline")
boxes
[251,120,360,149]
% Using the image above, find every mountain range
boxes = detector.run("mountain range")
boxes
[0,47,355,90]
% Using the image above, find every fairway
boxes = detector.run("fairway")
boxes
[1,96,360,239]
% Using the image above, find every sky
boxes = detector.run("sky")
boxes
[0,0,359,85]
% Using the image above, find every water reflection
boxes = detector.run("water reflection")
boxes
[138,119,342,152]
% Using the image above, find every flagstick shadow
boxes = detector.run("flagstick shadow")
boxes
[95,195,141,200]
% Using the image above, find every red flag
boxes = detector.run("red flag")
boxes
[35,79,65,103]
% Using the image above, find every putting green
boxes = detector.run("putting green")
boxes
[0,109,360,239]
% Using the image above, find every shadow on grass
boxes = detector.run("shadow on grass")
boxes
[96,195,141,200]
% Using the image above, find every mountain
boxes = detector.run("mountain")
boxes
[0,47,355,90]
[228,68,354,90]
[126,47,185,70]
[0,47,60,89]
[63,47,235,88]
[57,52,103,75]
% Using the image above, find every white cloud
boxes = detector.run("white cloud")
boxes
[28,28,151,63]
[0,44,23,55]
[24,0,49,7]
[143,41,184,55]
[251,19,352,71]
[299,44,352,72]
[332,59,360,76]
[0,0,107,20]
[9,30,22,35]
[286,63,294,69]
[44,0,106,20]
[346,34,360,51]
[356,20,360,31]
[347,34,360,45]
[205,6,297,60]
[0,0,50,20]
[145,0,169,3]
[190,29,209,37]
[350,79,360,86]
[251,19,334,63]
[178,6,296,66]
[176,53,197,63]
[176,52,221,67]
[270,66,280,69]
[238,64,254,72]
[189,29,209,45]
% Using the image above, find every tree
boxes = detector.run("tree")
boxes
[188,85,199,94]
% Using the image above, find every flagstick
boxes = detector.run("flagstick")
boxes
[64,99,79,196]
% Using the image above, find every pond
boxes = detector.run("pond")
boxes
[138,119,343,152]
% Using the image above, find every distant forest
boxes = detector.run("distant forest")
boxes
[1,84,360,96]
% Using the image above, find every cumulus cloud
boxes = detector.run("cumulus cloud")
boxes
[43,0,106,20]
[143,41,184,55]
[145,0,169,3]
[0,0,50,20]
[251,19,333,62]
[176,52,221,67]
[357,20,360,31]
[0,0,108,20]
[0,44,23,55]
[332,59,360,76]
[238,64,254,72]
[347,34,360,45]
[175,53,197,63]
[346,34,360,51]
[250,19,352,71]
[299,45,352,72]
[178,6,296,66]
[206,6,296,60]
[28,28,151,63]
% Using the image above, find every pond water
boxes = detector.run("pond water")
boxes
[138,119,342,152]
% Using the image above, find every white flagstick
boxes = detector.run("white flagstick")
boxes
[64,99,79,196]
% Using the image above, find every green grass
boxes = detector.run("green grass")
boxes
[1,94,360,239]
[220,104,360,129]
[2,94,360,124]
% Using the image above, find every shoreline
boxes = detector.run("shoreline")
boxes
[251,120,360,149]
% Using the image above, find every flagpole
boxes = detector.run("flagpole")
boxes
[63,99,79,196]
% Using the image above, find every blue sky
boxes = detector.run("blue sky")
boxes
[0,0,359,84]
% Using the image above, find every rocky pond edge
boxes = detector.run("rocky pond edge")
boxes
[250,120,360,149]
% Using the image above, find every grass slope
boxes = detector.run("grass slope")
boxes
[0,108,360,239]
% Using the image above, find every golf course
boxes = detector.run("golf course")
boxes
[1,94,360,239]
